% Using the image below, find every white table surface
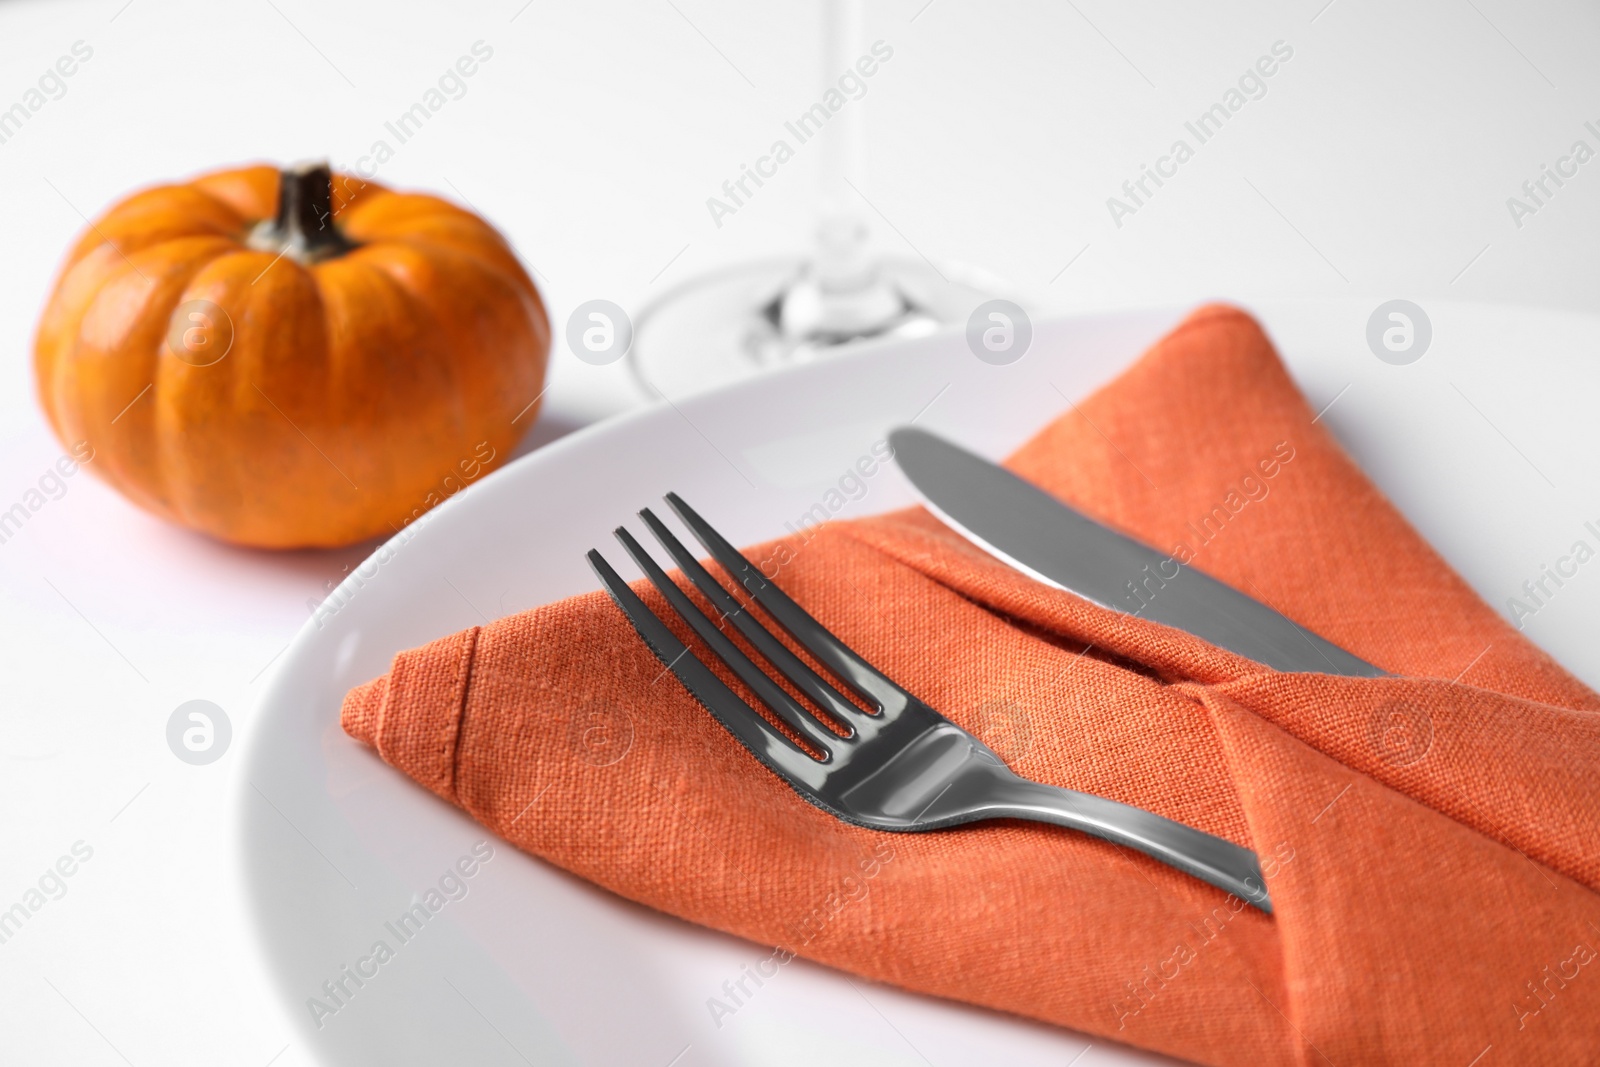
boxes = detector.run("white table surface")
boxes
[1,1,1596,1063]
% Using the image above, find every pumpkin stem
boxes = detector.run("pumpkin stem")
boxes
[250,162,357,263]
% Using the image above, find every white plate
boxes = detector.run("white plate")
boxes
[237,301,1600,1066]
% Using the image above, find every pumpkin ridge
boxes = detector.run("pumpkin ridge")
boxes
[353,239,544,497]
[336,191,480,232]
[359,238,543,417]
[351,247,477,442]
[44,236,236,429]
[61,186,252,275]
[188,164,282,223]
[132,238,253,515]
[54,236,241,515]
[151,245,314,527]
[359,231,543,321]
[311,253,464,523]
[331,193,540,318]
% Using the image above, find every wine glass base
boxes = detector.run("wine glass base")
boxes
[628,257,995,399]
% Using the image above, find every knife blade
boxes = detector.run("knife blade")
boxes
[888,426,1384,677]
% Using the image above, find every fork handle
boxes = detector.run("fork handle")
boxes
[981,778,1272,912]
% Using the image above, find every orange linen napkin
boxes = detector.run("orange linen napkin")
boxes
[343,306,1600,1065]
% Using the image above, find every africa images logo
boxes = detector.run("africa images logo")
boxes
[1367,700,1433,767]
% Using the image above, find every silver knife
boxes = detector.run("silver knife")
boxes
[888,427,1385,677]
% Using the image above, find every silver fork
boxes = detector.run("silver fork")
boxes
[586,493,1271,912]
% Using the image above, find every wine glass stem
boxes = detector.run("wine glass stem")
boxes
[818,0,868,289]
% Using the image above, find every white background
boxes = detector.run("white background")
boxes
[1,0,1597,1063]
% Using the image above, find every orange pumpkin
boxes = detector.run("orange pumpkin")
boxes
[34,163,550,548]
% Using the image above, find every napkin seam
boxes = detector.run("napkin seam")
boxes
[444,625,481,804]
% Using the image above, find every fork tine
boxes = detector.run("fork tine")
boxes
[663,492,905,710]
[610,528,845,758]
[586,549,825,787]
[638,507,872,733]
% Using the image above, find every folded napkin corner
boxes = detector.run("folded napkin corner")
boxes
[341,626,479,802]
[341,676,384,746]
